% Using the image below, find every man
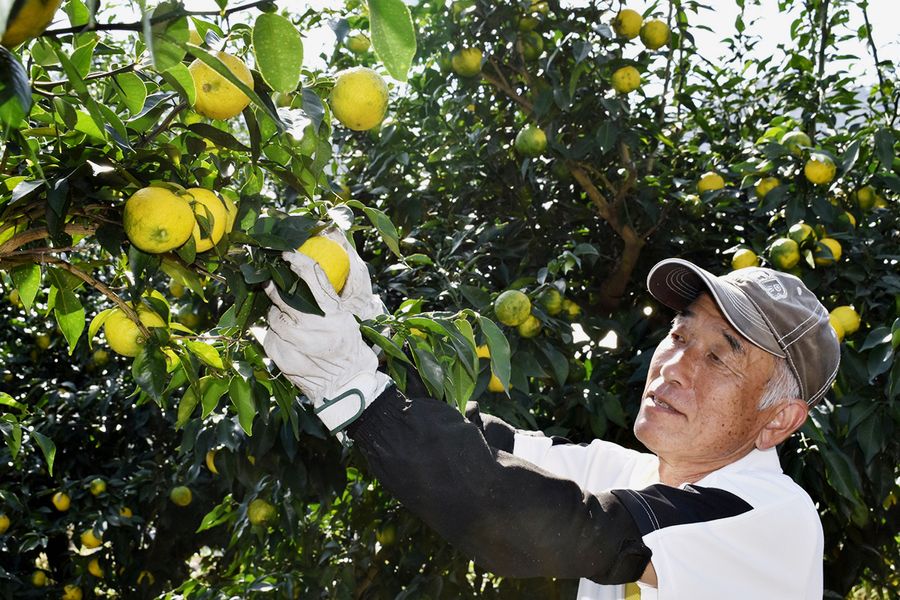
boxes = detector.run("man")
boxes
[264,231,839,599]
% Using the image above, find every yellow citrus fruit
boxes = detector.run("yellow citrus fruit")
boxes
[813,237,842,266]
[731,248,759,270]
[755,176,780,199]
[562,298,581,319]
[494,290,532,327]
[92,349,109,366]
[698,171,725,193]
[104,307,166,357]
[36,333,50,350]
[330,67,389,131]
[297,236,351,295]
[1,0,63,47]
[768,238,800,270]
[517,314,542,338]
[612,9,642,39]
[804,154,836,185]
[248,498,276,526]
[0,513,10,534]
[62,584,82,600]
[137,571,155,586]
[537,288,563,315]
[830,306,860,336]
[52,491,71,511]
[452,47,483,77]
[89,477,106,496]
[529,0,549,14]
[346,33,370,54]
[205,449,219,474]
[223,196,238,233]
[518,16,540,31]
[189,51,254,120]
[8,289,22,307]
[521,31,544,60]
[170,485,193,507]
[836,211,856,228]
[828,313,845,342]
[80,529,102,549]
[88,558,104,578]
[639,18,670,50]
[476,344,491,359]
[611,66,640,94]
[375,523,397,546]
[119,506,133,518]
[787,222,815,246]
[188,28,203,47]
[854,185,877,211]
[31,570,48,587]
[124,186,195,254]
[488,373,508,393]
[780,130,811,156]
[514,125,547,157]
[185,187,227,252]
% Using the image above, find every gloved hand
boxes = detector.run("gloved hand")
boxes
[282,227,385,321]
[263,235,392,437]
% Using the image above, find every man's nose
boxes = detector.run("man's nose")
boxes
[659,346,692,386]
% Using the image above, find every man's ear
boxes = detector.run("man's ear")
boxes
[756,399,808,450]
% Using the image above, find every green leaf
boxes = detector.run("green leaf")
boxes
[819,446,862,504]
[446,359,475,413]
[133,346,168,401]
[229,376,256,435]
[184,340,224,370]
[160,258,206,301]
[31,431,56,477]
[0,46,32,127]
[0,392,26,413]
[252,13,302,93]
[360,325,412,364]
[0,416,23,461]
[11,263,41,310]
[410,343,444,400]
[201,377,230,418]
[196,494,235,533]
[88,308,116,348]
[360,206,402,257]
[176,385,200,429]
[479,317,510,390]
[873,128,895,169]
[369,0,417,82]
[50,45,107,142]
[114,72,147,115]
[159,62,196,106]
[53,288,85,355]
[151,5,189,71]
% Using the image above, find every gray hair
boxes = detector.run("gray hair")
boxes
[758,357,801,410]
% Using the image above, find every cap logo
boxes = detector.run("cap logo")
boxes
[747,271,787,300]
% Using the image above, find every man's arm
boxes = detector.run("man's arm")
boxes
[346,386,652,585]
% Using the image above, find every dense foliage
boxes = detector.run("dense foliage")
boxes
[0,0,897,598]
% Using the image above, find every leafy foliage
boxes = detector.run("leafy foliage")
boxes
[0,0,897,598]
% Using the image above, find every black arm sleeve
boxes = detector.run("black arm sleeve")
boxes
[346,386,652,584]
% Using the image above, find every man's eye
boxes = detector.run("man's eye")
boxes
[670,332,684,343]
[708,353,722,364]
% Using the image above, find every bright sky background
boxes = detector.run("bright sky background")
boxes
[149,1,899,88]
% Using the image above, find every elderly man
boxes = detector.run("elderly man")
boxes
[264,233,839,600]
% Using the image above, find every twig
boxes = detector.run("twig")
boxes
[860,3,894,126]
[481,60,534,113]
[32,63,138,89]
[135,102,188,149]
[0,224,97,256]
[42,0,274,37]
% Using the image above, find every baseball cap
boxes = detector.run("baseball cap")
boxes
[646,258,840,405]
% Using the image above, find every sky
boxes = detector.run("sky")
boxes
[132,1,898,88]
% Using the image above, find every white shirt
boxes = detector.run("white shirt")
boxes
[513,435,823,599]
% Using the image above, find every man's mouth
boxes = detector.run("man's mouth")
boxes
[647,392,684,415]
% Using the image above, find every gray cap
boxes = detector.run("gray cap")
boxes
[646,258,840,406]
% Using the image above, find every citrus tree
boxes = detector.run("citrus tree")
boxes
[0,0,897,598]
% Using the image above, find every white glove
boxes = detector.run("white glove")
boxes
[283,227,386,321]
[263,250,391,436]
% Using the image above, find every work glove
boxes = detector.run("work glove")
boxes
[263,234,391,438]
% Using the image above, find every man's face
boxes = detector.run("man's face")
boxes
[635,293,777,472]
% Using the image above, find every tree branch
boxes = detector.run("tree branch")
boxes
[0,224,97,256]
[860,3,894,126]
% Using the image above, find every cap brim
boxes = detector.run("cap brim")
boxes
[647,258,785,358]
